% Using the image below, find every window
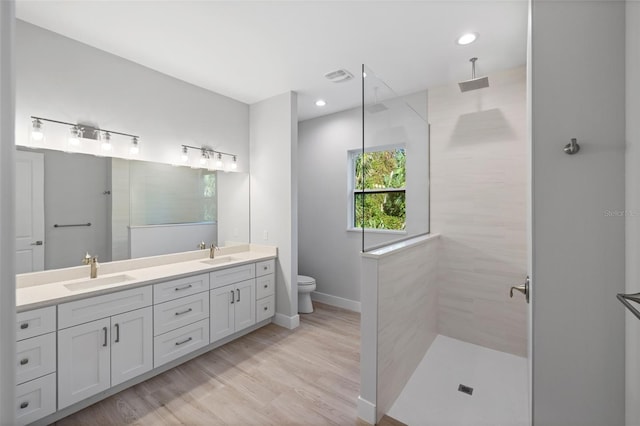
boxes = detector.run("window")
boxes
[349,146,406,231]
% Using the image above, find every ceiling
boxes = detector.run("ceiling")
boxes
[15,0,528,121]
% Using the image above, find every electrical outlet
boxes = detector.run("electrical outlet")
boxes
[263,231,268,240]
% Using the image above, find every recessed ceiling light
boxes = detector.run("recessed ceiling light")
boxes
[456,33,478,46]
[315,99,327,107]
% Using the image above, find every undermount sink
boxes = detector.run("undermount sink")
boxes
[200,256,242,266]
[64,274,135,291]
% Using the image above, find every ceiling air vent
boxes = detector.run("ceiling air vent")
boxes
[324,69,354,83]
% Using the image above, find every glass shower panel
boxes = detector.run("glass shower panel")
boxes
[361,64,429,252]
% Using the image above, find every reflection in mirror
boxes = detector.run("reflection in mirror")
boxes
[15,147,249,273]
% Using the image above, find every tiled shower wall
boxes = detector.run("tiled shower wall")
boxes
[429,66,528,357]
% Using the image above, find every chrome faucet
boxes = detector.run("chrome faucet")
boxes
[82,252,99,279]
[210,244,220,259]
[198,241,206,250]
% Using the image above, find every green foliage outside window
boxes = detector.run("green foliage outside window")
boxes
[354,148,406,230]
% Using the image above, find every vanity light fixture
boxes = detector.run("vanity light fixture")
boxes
[68,125,82,146]
[31,118,44,141]
[130,137,139,155]
[29,116,140,153]
[101,132,112,151]
[180,144,239,171]
[456,32,478,45]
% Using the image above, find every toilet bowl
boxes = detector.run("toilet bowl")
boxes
[297,275,316,314]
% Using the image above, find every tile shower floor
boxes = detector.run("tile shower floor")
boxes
[388,335,528,426]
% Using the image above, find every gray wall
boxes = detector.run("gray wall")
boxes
[532,1,626,425]
[0,1,16,423]
[298,91,427,310]
[40,150,109,269]
[626,1,640,424]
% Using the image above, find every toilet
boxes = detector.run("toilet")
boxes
[297,275,316,314]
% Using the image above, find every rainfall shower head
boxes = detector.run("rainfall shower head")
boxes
[458,57,489,92]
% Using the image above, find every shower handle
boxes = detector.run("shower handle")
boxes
[510,276,530,303]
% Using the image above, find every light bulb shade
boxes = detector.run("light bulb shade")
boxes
[215,153,223,168]
[68,125,81,146]
[200,149,208,165]
[181,146,188,162]
[130,137,139,154]
[31,119,44,141]
[101,132,112,151]
[231,156,238,170]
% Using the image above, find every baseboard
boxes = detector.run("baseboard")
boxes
[273,312,300,329]
[312,291,361,313]
[358,395,377,425]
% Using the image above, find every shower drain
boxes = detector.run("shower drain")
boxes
[458,384,474,395]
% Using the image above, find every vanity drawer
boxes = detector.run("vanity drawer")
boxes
[15,372,56,426]
[154,318,209,368]
[256,259,275,277]
[153,273,210,304]
[58,286,152,329]
[154,292,210,336]
[256,273,275,300]
[210,263,255,289]
[16,306,56,341]
[16,333,56,385]
[256,295,275,322]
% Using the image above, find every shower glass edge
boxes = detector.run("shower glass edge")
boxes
[361,64,430,253]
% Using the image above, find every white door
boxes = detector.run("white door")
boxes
[210,285,235,342]
[15,150,44,273]
[234,279,256,332]
[58,318,111,409]
[111,307,153,387]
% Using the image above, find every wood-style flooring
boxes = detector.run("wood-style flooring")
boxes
[54,303,362,426]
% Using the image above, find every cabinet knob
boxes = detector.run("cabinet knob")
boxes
[264,284,268,288]
[20,401,29,409]
[264,306,268,311]
[20,323,29,330]
[19,358,29,366]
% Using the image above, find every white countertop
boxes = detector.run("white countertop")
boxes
[16,244,277,312]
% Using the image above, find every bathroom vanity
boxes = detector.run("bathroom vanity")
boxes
[14,244,277,425]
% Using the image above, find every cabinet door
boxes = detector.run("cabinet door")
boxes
[58,318,111,409]
[111,307,153,387]
[210,285,235,342]
[234,279,256,332]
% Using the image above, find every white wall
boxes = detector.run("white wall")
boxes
[250,91,299,325]
[217,171,250,245]
[298,91,427,309]
[0,1,16,423]
[532,2,626,425]
[626,1,640,425]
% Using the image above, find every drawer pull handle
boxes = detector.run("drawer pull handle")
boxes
[19,358,29,366]
[175,337,193,346]
[175,308,193,316]
[20,401,29,409]
[263,266,268,270]
[20,323,29,330]
[103,327,108,347]
[175,284,193,291]
[236,289,241,303]
[115,323,120,343]
[230,290,235,304]
[264,306,268,311]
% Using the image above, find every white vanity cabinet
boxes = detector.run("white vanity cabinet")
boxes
[57,286,153,409]
[15,306,57,426]
[210,279,256,342]
[255,260,276,322]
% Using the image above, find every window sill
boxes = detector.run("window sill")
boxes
[346,228,408,235]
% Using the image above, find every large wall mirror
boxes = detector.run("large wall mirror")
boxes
[15,147,250,273]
